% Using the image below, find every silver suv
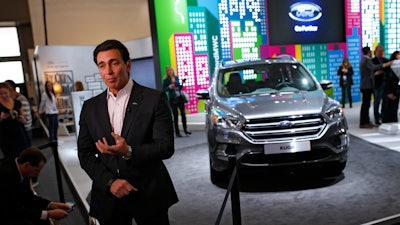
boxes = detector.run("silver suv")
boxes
[197,56,349,184]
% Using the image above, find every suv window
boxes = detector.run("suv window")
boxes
[217,63,318,97]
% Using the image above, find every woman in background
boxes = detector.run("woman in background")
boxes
[0,82,27,158]
[39,81,59,142]
[337,58,354,108]
[163,66,191,137]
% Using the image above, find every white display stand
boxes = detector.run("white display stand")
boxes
[71,91,93,138]
[379,123,400,135]
[58,121,75,136]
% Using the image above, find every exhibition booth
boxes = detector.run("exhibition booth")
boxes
[28,0,400,224]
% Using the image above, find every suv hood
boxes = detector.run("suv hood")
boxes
[216,91,330,119]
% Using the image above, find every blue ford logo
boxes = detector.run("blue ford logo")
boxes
[288,2,322,22]
[278,120,293,128]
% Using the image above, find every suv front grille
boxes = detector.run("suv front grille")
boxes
[243,114,325,142]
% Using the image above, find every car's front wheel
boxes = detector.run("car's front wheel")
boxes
[210,160,229,185]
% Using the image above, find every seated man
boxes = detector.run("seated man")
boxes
[0,147,72,225]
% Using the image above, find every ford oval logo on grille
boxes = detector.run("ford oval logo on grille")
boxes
[288,2,322,22]
[278,120,293,128]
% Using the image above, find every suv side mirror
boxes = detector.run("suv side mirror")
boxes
[319,80,333,90]
[196,89,210,99]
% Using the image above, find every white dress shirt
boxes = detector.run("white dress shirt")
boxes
[106,79,133,135]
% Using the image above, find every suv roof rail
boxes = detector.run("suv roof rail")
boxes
[276,54,298,62]
[222,58,260,67]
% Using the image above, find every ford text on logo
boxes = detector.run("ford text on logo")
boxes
[288,2,322,22]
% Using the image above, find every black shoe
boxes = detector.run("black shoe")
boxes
[184,131,192,136]
[359,123,374,129]
[176,133,182,138]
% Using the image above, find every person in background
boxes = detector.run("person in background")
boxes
[382,50,400,123]
[0,82,28,159]
[74,81,84,91]
[39,81,59,142]
[78,39,178,225]
[372,45,390,125]
[5,80,33,146]
[337,58,354,108]
[0,147,71,225]
[163,66,191,137]
[359,46,393,129]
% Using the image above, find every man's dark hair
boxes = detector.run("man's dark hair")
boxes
[17,147,47,167]
[93,39,130,64]
[362,46,371,55]
[4,80,16,90]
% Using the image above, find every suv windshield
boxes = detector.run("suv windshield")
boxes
[217,63,318,97]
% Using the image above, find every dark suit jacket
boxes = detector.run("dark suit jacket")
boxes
[0,158,51,223]
[372,56,389,87]
[77,81,178,221]
[359,56,385,90]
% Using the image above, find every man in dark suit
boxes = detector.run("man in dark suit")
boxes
[77,39,178,225]
[359,46,392,128]
[371,45,390,125]
[0,147,71,225]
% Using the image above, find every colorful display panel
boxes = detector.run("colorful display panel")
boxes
[151,0,400,114]
[383,0,400,55]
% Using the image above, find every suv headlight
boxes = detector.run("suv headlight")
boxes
[210,108,241,129]
[325,105,344,122]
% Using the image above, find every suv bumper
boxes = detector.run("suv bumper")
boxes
[208,119,349,172]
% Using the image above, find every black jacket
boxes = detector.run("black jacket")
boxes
[337,66,354,87]
[0,158,50,222]
[77,81,178,222]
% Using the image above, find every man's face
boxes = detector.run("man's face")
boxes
[23,161,45,179]
[96,49,131,95]
[375,47,384,58]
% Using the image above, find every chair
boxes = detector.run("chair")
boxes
[245,79,257,92]
[227,73,244,95]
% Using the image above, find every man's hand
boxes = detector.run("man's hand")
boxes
[0,112,10,120]
[16,115,25,123]
[96,132,130,156]
[388,93,397,100]
[385,60,394,67]
[110,179,138,198]
[47,209,69,219]
[49,202,72,211]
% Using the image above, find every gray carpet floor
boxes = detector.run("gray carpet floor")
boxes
[167,132,400,225]
[32,137,88,225]
[30,131,400,225]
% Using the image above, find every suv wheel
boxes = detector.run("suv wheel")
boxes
[210,164,228,185]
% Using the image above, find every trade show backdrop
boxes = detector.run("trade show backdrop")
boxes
[150,0,400,114]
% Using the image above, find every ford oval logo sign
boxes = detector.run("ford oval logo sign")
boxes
[278,120,293,128]
[288,2,322,22]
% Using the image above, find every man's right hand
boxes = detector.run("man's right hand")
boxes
[110,179,138,198]
[47,209,69,219]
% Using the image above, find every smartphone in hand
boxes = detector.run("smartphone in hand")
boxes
[66,202,75,213]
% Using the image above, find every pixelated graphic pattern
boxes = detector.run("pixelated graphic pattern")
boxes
[170,33,210,114]
[218,0,267,61]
